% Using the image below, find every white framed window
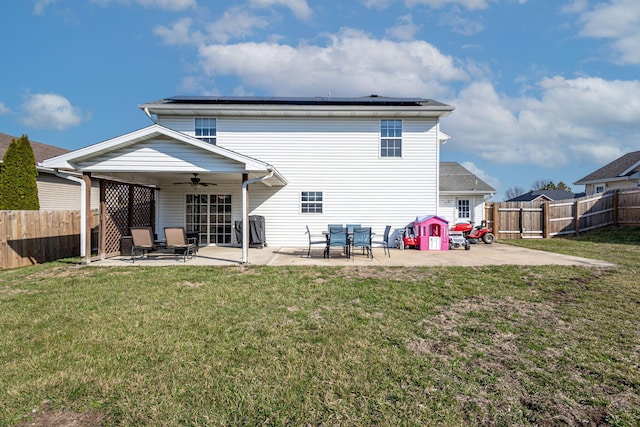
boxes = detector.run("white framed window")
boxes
[595,185,605,193]
[301,191,323,213]
[195,118,216,144]
[380,119,402,157]
[457,199,470,219]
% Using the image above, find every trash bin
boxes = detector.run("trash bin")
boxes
[234,215,267,248]
[120,236,133,256]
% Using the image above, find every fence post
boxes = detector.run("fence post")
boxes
[613,190,619,226]
[574,198,580,236]
[543,201,550,238]
[492,203,499,240]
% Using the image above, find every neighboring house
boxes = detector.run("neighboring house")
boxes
[574,151,640,195]
[0,132,82,210]
[43,95,455,258]
[506,189,580,202]
[438,162,495,224]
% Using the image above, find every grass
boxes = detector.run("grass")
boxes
[1,226,639,426]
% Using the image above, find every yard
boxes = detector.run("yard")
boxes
[1,227,639,426]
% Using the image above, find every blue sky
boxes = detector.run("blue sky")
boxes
[1,0,639,200]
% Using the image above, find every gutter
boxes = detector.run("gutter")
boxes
[54,170,88,261]
[241,169,274,264]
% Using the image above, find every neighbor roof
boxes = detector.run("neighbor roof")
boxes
[574,151,640,185]
[0,132,70,164]
[507,190,578,202]
[439,162,495,193]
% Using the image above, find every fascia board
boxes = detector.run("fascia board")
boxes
[574,176,632,185]
[140,104,454,118]
[42,124,272,173]
[620,160,640,177]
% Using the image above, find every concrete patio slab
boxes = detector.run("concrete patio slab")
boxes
[88,243,616,268]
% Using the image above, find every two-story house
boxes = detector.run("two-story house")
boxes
[43,95,454,261]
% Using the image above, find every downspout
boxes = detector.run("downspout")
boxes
[143,107,157,124]
[54,171,88,262]
[241,169,274,264]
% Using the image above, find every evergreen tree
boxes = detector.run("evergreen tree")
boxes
[0,134,39,210]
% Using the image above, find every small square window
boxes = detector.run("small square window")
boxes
[301,191,323,213]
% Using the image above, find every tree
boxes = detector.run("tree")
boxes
[0,134,39,210]
[505,186,526,200]
[531,179,572,192]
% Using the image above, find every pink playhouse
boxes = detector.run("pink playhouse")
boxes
[413,215,449,251]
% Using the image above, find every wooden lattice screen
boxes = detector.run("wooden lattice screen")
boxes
[100,180,156,258]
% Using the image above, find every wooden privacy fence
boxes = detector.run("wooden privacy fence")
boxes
[485,189,640,240]
[0,210,98,270]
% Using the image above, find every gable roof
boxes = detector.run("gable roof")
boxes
[0,132,70,164]
[574,151,640,185]
[507,189,578,202]
[41,124,287,185]
[439,162,495,194]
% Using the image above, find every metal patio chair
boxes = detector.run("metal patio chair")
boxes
[130,226,159,263]
[352,227,372,259]
[164,227,197,262]
[306,225,327,257]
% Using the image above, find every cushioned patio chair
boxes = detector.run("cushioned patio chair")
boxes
[130,226,159,263]
[164,227,197,262]
[306,225,327,257]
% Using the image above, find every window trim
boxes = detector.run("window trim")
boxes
[301,191,323,214]
[194,117,217,144]
[457,199,471,220]
[380,119,403,158]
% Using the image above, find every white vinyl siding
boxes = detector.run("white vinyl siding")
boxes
[185,116,439,246]
[75,139,245,173]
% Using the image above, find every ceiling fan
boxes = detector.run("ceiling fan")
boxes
[173,173,217,187]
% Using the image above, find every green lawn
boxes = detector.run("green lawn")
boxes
[1,227,639,426]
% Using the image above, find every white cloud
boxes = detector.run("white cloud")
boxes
[249,0,313,20]
[460,161,500,190]
[0,102,9,115]
[386,14,420,41]
[21,93,86,130]
[572,0,640,64]
[196,29,468,98]
[206,8,270,43]
[91,0,196,11]
[154,17,198,45]
[34,0,56,15]
[446,76,640,168]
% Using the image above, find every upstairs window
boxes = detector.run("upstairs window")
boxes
[301,191,323,213]
[195,118,216,144]
[380,119,402,157]
[595,185,605,193]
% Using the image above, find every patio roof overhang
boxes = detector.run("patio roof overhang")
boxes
[41,124,288,187]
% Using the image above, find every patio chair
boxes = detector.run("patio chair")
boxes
[372,225,392,257]
[352,227,372,259]
[327,226,348,259]
[164,227,197,262]
[130,226,159,263]
[306,225,327,257]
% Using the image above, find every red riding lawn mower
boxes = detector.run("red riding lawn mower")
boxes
[451,220,495,244]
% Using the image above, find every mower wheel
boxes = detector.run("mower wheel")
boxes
[482,233,495,244]
[465,241,470,250]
